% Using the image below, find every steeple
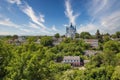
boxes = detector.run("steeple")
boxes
[66,23,77,39]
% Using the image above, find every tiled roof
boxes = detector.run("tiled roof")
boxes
[63,56,80,60]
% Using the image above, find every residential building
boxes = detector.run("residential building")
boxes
[84,39,98,48]
[8,36,26,45]
[52,37,63,45]
[62,56,81,67]
[35,39,41,44]
[84,50,100,57]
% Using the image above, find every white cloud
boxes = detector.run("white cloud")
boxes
[7,0,21,5]
[20,4,46,29]
[0,32,11,35]
[63,24,69,27]
[78,23,99,34]
[78,0,120,34]
[65,0,79,25]
[39,14,45,23]
[76,10,120,34]
[0,18,19,28]
[51,25,57,31]
[7,0,46,29]
[20,28,31,33]
[6,0,63,35]
[100,11,120,33]
[28,22,40,29]
[89,0,108,16]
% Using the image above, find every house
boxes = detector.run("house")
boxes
[52,37,63,45]
[17,36,26,43]
[84,39,98,48]
[66,23,76,39]
[84,50,102,57]
[35,39,41,44]
[8,36,26,45]
[84,50,97,57]
[62,56,81,67]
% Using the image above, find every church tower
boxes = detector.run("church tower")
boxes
[66,23,76,39]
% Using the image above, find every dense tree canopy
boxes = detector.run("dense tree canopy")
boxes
[116,31,120,38]
[40,36,53,46]
[80,32,92,39]
[54,33,60,38]
[0,34,120,80]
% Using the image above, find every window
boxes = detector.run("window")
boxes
[64,60,67,62]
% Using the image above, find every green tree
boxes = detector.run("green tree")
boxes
[116,53,120,65]
[80,32,91,39]
[116,31,120,38]
[103,35,110,42]
[27,36,36,43]
[54,33,60,38]
[40,36,53,46]
[0,40,12,79]
[103,40,120,54]
[75,33,79,38]
[13,35,18,40]
[111,34,117,39]
[95,30,103,42]
[112,66,120,80]
[96,30,101,38]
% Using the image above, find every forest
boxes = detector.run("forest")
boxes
[0,31,120,80]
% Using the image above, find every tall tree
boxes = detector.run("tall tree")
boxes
[116,31,120,38]
[95,30,103,42]
[75,33,79,38]
[80,32,91,39]
[54,33,60,38]
[40,36,53,46]
[13,35,18,40]
[103,40,120,54]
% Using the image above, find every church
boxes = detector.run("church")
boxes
[66,23,76,39]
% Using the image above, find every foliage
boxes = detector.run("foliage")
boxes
[95,30,103,43]
[13,35,18,39]
[0,34,120,80]
[40,36,53,46]
[80,32,92,39]
[54,33,60,38]
[75,33,79,38]
[103,40,120,54]
[116,31,120,38]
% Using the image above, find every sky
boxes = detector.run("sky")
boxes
[0,0,120,35]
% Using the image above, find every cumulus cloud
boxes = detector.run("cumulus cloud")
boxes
[0,18,19,28]
[65,0,79,25]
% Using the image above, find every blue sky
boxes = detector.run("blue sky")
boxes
[0,0,120,35]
